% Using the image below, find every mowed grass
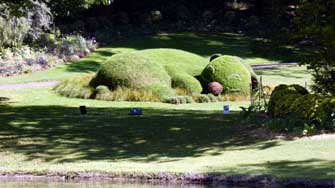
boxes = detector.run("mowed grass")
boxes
[0,32,324,181]
[0,32,305,84]
[0,92,334,180]
[256,66,313,88]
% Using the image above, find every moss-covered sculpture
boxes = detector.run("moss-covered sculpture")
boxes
[200,55,252,95]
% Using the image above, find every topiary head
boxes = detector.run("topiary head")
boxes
[201,55,251,95]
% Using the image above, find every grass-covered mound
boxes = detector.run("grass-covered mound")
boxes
[54,49,257,102]
[201,55,252,95]
[90,52,174,97]
[91,48,207,95]
[55,48,208,101]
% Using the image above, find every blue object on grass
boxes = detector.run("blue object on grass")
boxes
[130,108,143,115]
[223,105,230,115]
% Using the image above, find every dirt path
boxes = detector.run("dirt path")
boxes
[0,81,59,90]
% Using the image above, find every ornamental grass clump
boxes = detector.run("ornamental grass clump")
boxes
[53,74,95,99]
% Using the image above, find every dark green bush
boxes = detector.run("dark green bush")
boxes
[289,94,323,121]
[316,97,335,130]
[268,84,309,116]
[273,93,301,117]
[265,114,305,133]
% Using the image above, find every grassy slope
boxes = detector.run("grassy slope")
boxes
[0,91,334,180]
[0,32,327,181]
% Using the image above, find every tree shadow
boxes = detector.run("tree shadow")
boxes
[0,97,10,102]
[65,49,116,73]
[61,32,302,77]
[0,105,281,164]
[109,32,302,62]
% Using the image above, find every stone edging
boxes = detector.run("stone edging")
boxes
[0,172,334,188]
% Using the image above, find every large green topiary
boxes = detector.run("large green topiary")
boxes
[268,84,309,116]
[90,52,173,97]
[200,55,251,95]
[91,49,208,96]
[136,49,208,94]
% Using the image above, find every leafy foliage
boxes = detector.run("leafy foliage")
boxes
[289,94,323,121]
[293,0,335,95]
[316,97,335,131]
[267,84,309,117]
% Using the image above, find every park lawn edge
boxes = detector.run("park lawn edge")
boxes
[0,171,334,187]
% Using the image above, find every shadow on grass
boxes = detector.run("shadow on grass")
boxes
[62,32,303,76]
[0,97,10,102]
[110,32,302,62]
[65,49,117,73]
[0,105,281,163]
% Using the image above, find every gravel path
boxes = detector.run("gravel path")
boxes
[0,62,299,90]
[0,80,59,90]
[251,62,299,69]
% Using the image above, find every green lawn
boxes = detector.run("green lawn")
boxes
[256,66,313,89]
[0,94,334,180]
[0,32,328,181]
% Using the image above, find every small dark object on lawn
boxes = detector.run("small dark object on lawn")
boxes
[79,106,87,115]
[130,108,143,115]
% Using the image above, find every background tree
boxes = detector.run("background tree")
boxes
[293,0,335,95]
